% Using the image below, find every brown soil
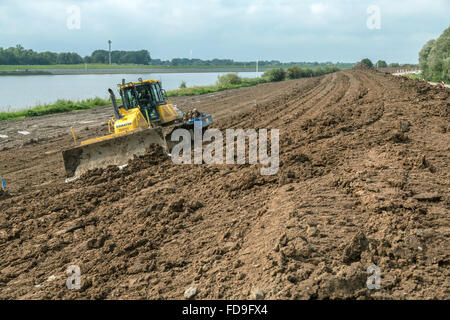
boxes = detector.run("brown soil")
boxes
[353,62,372,70]
[0,69,449,299]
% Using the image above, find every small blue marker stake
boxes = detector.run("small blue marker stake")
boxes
[1,178,5,189]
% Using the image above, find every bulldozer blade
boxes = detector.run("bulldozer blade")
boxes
[62,127,166,179]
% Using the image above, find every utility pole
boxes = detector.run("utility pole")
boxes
[256,60,259,78]
[108,40,112,65]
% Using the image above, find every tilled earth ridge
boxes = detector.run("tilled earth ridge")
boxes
[0,69,449,299]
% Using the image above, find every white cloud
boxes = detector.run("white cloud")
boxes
[309,3,328,15]
[0,0,448,62]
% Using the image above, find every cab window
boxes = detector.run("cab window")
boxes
[135,85,152,105]
[151,83,164,103]
[124,89,138,108]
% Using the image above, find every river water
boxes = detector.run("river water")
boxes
[0,71,263,112]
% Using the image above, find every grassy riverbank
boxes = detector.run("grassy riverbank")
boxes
[0,70,52,76]
[0,98,111,121]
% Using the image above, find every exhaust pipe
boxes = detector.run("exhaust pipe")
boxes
[108,88,122,119]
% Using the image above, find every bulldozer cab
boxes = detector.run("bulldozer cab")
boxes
[119,80,167,123]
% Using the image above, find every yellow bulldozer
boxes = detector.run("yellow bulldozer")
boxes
[62,78,213,179]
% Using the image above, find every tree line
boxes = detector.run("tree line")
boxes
[419,25,450,82]
[0,45,354,67]
[150,58,352,68]
[0,45,151,65]
[85,50,151,64]
[359,58,414,69]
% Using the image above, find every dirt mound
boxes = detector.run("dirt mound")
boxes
[77,144,169,184]
[0,69,448,299]
[353,62,372,70]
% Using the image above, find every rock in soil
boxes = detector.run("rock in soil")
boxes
[184,287,198,299]
[250,288,265,300]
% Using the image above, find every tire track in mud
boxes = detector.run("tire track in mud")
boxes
[231,70,448,299]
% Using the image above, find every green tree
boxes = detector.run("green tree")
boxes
[419,39,436,78]
[91,50,108,63]
[263,68,286,82]
[443,57,450,80]
[419,26,450,81]
[303,68,314,77]
[286,66,303,79]
[361,58,373,68]
[427,26,450,81]
[56,53,69,64]
[217,73,242,85]
[376,60,388,68]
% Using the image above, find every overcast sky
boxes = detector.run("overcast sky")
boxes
[0,0,448,63]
